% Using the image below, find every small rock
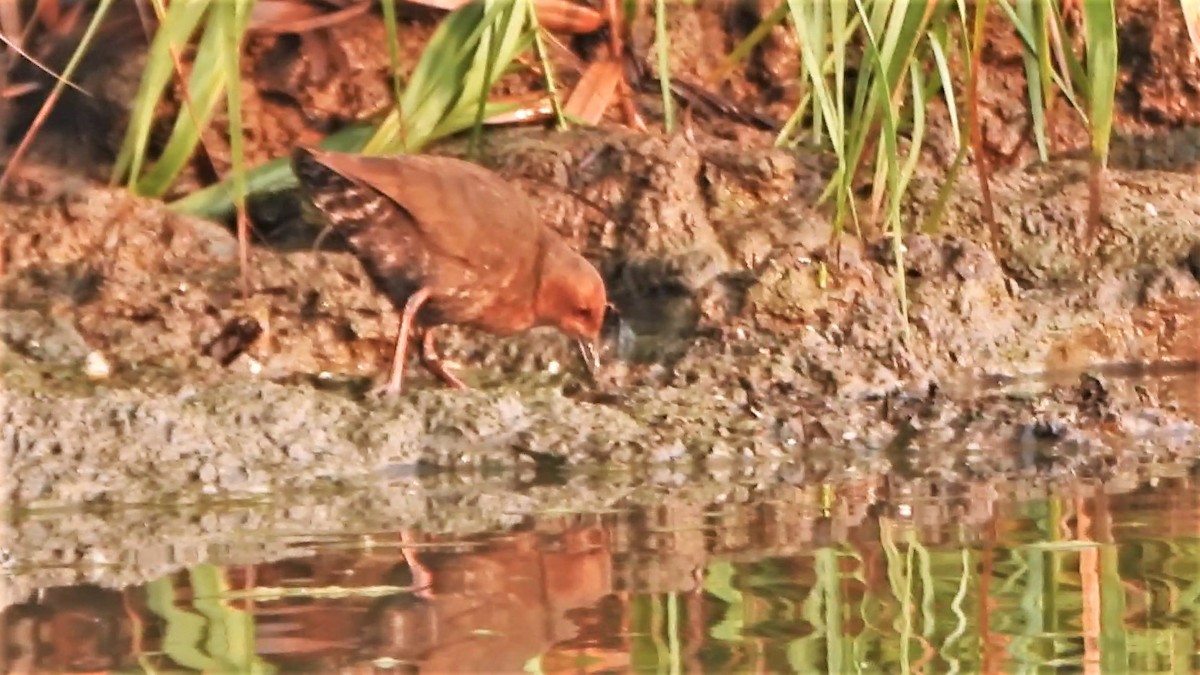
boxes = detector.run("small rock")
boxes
[82,351,111,380]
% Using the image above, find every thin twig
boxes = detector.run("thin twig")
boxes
[0,32,91,96]
[246,1,371,34]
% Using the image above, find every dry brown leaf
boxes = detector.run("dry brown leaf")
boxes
[247,0,371,33]
[563,57,621,125]
[408,0,604,34]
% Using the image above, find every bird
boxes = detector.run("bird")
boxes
[291,146,608,396]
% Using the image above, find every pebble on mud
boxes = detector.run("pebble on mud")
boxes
[82,350,111,380]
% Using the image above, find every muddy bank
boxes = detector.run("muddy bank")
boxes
[5,128,1200,508]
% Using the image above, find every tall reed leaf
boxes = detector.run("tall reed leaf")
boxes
[172,0,531,219]
[112,0,210,191]
[718,2,788,83]
[1081,0,1117,169]
[1009,0,1050,161]
[363,0,529,154]
[1081,0,1117,244]
[527,0,566,129]
[654,0,674,133]
[852,0,912,336]
[783,0,853,232]
[169,124,376,219]
[380,0,404,105]
[134,7,233,197]
[217,0,253,291]
[465,0,529,153]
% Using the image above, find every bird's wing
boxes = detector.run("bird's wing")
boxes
[300,149,542,277]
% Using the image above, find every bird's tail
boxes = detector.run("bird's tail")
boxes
[291,146,331,189]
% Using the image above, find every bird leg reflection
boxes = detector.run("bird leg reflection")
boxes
[399,529,436,600]
[420,328,468,390]
[375,286,432,397]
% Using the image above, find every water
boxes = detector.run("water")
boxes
[6,474,1200,673]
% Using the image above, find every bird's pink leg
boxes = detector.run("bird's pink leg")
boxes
[375,287,432,397]
[420,328,468,390]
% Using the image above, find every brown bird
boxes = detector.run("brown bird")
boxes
[291,147,608,395]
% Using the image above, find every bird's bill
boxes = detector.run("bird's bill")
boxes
[577,338,601,376]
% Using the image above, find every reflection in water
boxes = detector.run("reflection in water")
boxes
[6,477,1200,672]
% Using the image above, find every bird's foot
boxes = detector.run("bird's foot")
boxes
[368,369,406,398]
[423,358,469,390]
[420,328,469,390]
[368,380,401,398]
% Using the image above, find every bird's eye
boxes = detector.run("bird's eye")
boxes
[576,306,592,318]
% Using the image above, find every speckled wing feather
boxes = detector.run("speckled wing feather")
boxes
[292,148,397,231]
[295,149,543,284]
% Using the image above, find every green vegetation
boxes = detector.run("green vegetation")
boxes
[1,0,1194,312]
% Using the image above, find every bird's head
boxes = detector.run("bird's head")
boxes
[534,239,608,374]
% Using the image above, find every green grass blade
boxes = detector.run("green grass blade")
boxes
[1081,0,1117,243]
[784,0,844,177]
[219,2,247,192]
[218,0,251,284]
[1047,1,1088,114]
[654,0,674,133]
[1081,0,1117,167]
[386,1,487,152]
[144,576,220,672]
[168,124,376,219]
[807,0,828,144]
[173,0,533,221]
[828,0,853,232]
[434,97,525,140]
[995,0,1038,51]
[435,7,532,143]
[849,1,929,224]
[831,0,850,136]
[720,2,789,80]
[1010,0,1050,161]
[468,2,509,154]
[899,59,926,194]
[366,0,516,154]
[1034,0,1056,145]
[852,0,910,336]
[927,27,960,141]
[876,1,921,86]
[113,0,209,187]
[527,0,566,129]
[466,0,527,154]
[135,11,229,196]
[380,0,404,105]
[400,0,510,151]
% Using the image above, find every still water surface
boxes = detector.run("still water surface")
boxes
[5,474,1200,673]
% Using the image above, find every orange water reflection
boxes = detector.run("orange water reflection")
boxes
[7,476,1200,672]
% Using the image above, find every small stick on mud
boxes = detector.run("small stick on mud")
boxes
[1086,160,1103,254]
[967,5,1000,253]
[604,0,647,131]
[236,203,252,297]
